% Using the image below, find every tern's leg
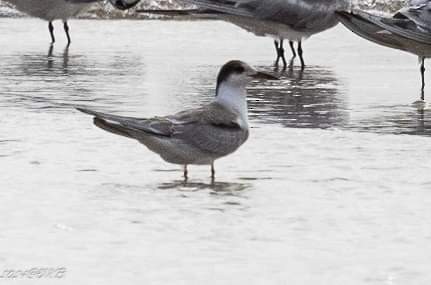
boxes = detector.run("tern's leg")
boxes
[183,164,188,180]
[274,40,280,66]
[64,21,71,45]
[47,44,54,57]
[211,163,215,179]
[48,21,55,43]
[420,57,425,100]
[274,40,287,68]
[298,41,305,68]
[289,41,296,58]
[279,40,287,68]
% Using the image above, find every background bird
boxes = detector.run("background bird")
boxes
[77,60,278,180]
[2,0,140,44]
[337,0,431,100]
[172,0,340,68]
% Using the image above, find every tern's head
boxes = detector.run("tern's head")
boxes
[216,60,278,95]
[109,0,140,10]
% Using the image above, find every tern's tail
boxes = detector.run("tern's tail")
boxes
[77,107,140,140]
[93,117,135,139]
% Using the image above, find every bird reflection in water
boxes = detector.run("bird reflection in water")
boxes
[248,65,349,129]
[157,180,251,211]
[158,179,251,193]
[11,45,69,77]
[351,104,431,137]
[2,45,93,110]
[47,44,69,71]
[1,46,146,111]
[247,65,431,137]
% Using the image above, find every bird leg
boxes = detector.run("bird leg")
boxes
[274,40,280,66]
[48,21,55,43]
[279,40,287,68]
[274,40,287,68]
[211,162,215,180]
[64,21,71,45]
[298,41,305,69]
[183,164,188,180]
[47,44,54,58]
[420,57,425,100]
[289,41,296,58]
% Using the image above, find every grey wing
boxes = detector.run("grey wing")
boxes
[337,11,411,52]
[355,9,431,45]
[184,0,255,17]
[76,107,174,138]
[174,121,249,156]
[395,2,431,32]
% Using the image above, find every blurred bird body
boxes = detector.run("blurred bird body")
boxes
[182,0,340,67]
[3,0,140,43]
[337,0,431,99]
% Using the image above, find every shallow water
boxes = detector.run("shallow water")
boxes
[1,18,431,284]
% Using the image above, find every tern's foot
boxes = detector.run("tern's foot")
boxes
[274,54,287,69]
[412,99,428,110]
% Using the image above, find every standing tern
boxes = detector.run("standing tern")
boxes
[76,60,278,179]
[337,0,431,100]
[2,0,140,44]
[177,0,340,68]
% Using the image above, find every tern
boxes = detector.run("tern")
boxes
[3,0,140,44]
[76,60,278,179]
[337,0,431,100]
[174,0,339,68]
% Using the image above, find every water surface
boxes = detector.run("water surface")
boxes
[1,18,431,284]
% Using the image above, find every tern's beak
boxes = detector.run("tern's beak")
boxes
[109,0,140,10]
[250,71,279,80]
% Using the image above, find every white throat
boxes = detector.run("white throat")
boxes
[215,82,249,128]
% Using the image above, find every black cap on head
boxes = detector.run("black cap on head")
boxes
[216,60,247,94]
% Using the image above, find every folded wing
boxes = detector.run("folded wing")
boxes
[77,103,248,156]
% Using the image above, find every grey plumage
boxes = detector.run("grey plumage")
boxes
[76,60,278,178]
[188,0,338,33]
[77,103,249,165]
[337,2,431,99]
[182,0,339,67]
[395,0,431,32]
[338,9,431,54]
